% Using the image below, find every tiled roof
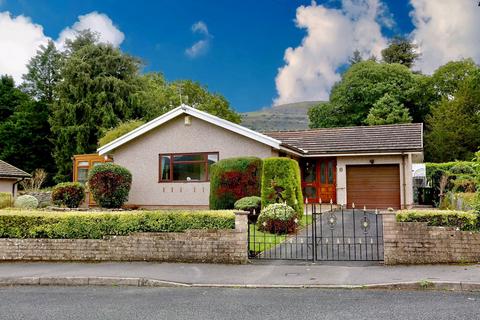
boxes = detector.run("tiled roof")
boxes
[0,160,31,178]
[264,123,423,155]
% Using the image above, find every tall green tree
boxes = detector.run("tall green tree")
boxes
[425,70,480,162]
[0,99,55,180]
[21,40,63,103]
[50,31,143,182]
[308,61,418,128]
[381,36,419,68]
[430,59,478,99]
[365,93,412,125]
[0,75,29,122]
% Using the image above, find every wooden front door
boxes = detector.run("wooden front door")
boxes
[301,158,337,203]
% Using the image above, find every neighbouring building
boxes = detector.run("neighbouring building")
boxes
[0,160,31,196]
[89,104,423,210]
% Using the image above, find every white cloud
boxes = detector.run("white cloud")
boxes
[0,12,50,83]
[274,0,390,105]
[0,11,124,84]
[409,0,480,74]
[191,21,209,36]
[185,20,212,58]
[56,11,124,48]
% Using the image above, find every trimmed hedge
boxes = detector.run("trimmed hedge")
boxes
[52,182,85,208]
[88,163,132,208]
[261,157,303,216]
[234,196,261,214]
[396,210,478,231]
[209,157,263,210]
[257,203,297,234]
[0,210,235,239]
[13,195,38,209]
[0,192,12,209]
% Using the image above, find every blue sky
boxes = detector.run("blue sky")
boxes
[0,1,478,112]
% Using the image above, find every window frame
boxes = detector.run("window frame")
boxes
[158,152,219,183]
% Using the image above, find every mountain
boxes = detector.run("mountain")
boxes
[240,101,325,132]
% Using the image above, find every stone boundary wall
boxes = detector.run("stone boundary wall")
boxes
[0,212,248,264]
[383,213,480,265]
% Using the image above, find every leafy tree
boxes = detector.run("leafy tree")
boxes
[0,99,55,182]
[365,93,412,125]
[21,40,63,103]
[134,73,241,123]
[430,59,478,99]
[381,36,419,68]
[50,31,143,182]
[0,75,28,122]
[425,70,480,162]
[349,50,363,65]
[309,61,418,128]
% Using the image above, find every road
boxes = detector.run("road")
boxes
[0,286,479,320]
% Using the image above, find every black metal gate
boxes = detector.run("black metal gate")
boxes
[248,203,384,262]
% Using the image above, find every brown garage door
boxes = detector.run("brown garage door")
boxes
[346,164,400,209]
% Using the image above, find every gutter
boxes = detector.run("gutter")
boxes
[12,177,26,198]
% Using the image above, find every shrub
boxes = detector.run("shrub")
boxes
[13,195,38,209]
[0,210,235,239]
[0,192,12,209]
[52,182,85,208]
[88,163,132,208]
[396,210,478,231]
[99,120,145,147]
[234,196,261,214]
[257,203,297,234]
[261,157,303,216]
[209,157,263,210]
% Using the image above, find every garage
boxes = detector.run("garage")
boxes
[346,164,401,209]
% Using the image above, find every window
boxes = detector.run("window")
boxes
[159,152,219,182]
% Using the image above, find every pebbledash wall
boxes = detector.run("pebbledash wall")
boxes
[383,213,480,264]
[0,212,249,264]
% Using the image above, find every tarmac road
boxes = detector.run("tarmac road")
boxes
[0,286,479,320]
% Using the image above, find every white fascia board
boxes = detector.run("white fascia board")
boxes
[98,104,282,155]
[184,106,281,149]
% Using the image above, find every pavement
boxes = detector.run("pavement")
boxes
[1,261,480,290]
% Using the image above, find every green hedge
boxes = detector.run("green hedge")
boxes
[0,210,235,239]
[396,210,478,231]
[261,157,303,216]
[209,157,263,210]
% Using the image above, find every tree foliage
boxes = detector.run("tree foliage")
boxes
[21,40,63,103]
[365,93,412,125]
[309,61,417,128]
[425,70,480,162]
[381,36,419,68]
[50,31,143,182]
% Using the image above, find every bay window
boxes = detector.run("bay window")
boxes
[159,152,219,182]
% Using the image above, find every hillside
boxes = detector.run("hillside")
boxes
[240,101,325,131]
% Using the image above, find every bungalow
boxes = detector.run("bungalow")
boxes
[0,160,31,196]
[94,104,423,210]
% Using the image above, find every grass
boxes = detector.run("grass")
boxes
[249,215,312,253]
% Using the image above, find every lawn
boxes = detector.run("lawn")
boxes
[249,215,312,254]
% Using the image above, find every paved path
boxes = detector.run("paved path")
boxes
[1,286,479,320]
[1,262,480,287]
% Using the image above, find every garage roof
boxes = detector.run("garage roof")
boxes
[264,123,423,156]
[0,160,31,178]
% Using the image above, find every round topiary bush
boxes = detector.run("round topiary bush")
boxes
[234,196,262,223]
[14,195,39,209]
[52,182,85,208]
[88,163,132,208]
[257,203,297,234]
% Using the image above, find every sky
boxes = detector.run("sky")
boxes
[0,0,479,112]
